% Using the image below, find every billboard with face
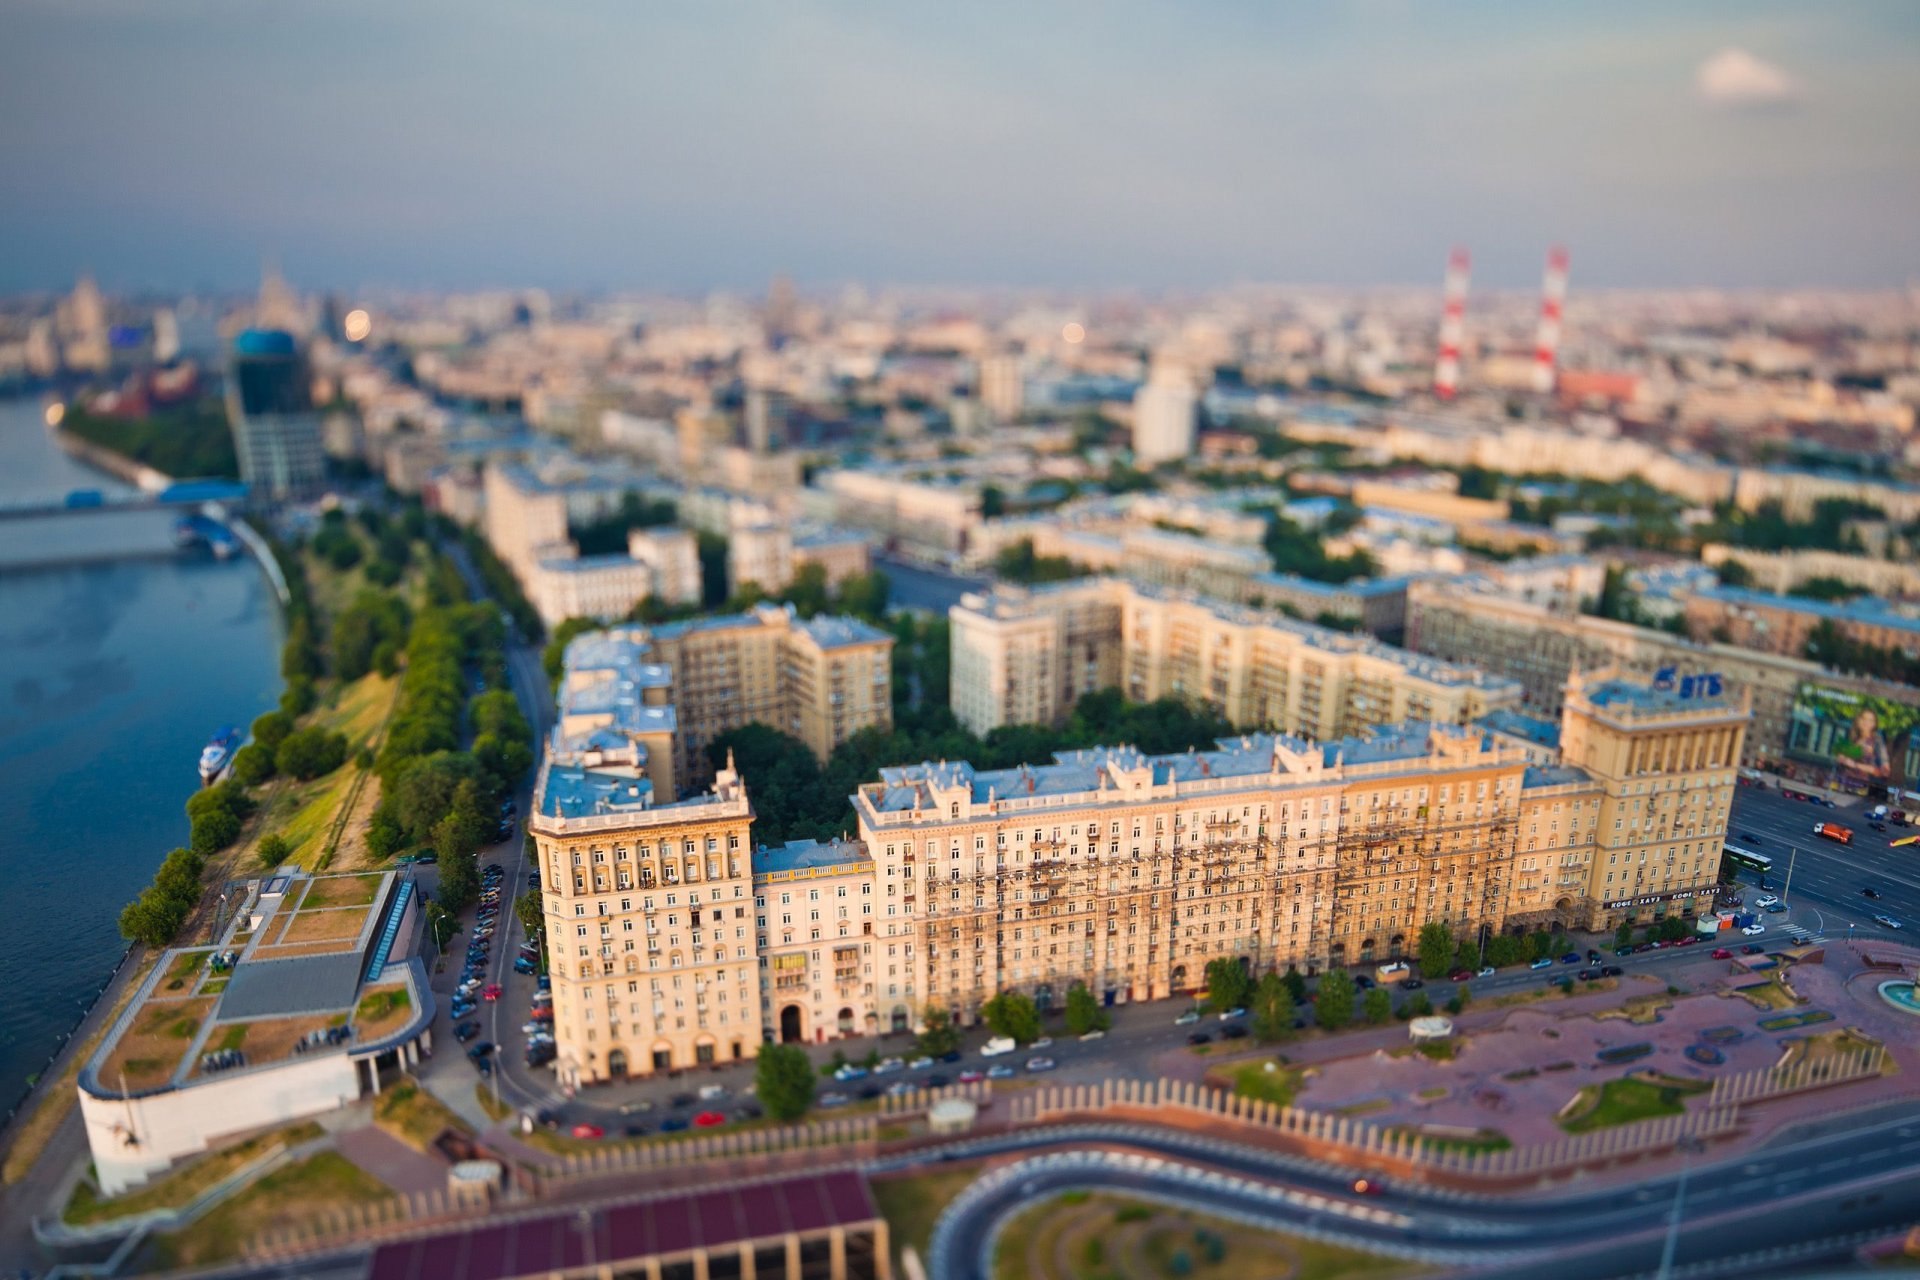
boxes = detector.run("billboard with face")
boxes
[1786,682,1920,789]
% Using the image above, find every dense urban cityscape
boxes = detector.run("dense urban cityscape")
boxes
[2,5,1919,1279]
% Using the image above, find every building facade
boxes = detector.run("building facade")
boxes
[225,329,325,502]
[950,579,1519,739]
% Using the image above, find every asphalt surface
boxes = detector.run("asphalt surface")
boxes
[924,1103,1920,1279]
[1724,784,1919,939]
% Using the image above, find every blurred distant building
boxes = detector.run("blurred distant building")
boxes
[225,329,325,500]
[978,351,1025,421]
[1131,361,1197,465]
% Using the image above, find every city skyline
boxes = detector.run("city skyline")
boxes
[2,2,1917,293]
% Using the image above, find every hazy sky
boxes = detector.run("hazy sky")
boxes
[2,1,1916,293]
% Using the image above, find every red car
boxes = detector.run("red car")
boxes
[1711,948,1732,959]
[1676,936,1699,947]
[482,983,503,1001]
[692,1110,727,1128]
[1448,968,1473,982]
[1351,1176,1386,1196]
[570,1123,604,1139]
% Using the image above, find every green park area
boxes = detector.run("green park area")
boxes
[63,1122,322,1226]
[1558,1074,1710,1134]
[147,1151,391,1269]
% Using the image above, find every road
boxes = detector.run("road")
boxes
[1725,784,1918,940]
[924,1103,1920,1279]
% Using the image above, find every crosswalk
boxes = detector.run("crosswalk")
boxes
[1780,921,1821,943]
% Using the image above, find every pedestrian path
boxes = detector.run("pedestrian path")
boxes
[1781,922,1820,943]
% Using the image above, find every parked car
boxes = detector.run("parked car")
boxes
[1217,1006,1247,1021]
[453,1020,480,1042]
[1529,958,1553,971]
[570,1123,604,1140]
[513,958,538,975]
[1026,1056,1056,1072]
[1030,1037,1054,1049]
[874,1057,905,1074]
[986,1065,1014,1080]
[1221,1024,1248,1040]
[1448,968,1473,982]
[1577,968,1601,981]
[1741,924,1766,936]
[1765,902,1788,914]
[1078,1030,1107,1042]
[660,1117,690,1132]
[1353,975,1376,990]
[1476,966,1496,978]
[467,1042,495,1060]
[1559,952,1582,965]
[451,998,476,1018]
[907,1056,933,1070]
[817,1094,850,1110]
[1755,895,1780,909]
[957,1070,985,1084]
[832,1064,869,1082]
[1173,1009,1201,1026]
[1186,1032,1212,1046]
[692,1111,727,1128]
[1397,977,1423,991]
[1601,965,1624,978]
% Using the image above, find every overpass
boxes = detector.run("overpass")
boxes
[0,478,249,522]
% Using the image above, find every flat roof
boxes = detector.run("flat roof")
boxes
[1700,585,1920,637]
[1480,709,1563,750]
[754,838,870,877]
[367,1170,879,1280]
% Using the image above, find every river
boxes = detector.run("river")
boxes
[0,398,283,1114]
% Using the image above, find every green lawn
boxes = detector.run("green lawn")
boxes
[63,1122,322,1225]
[1559,1074,1711,1134]
[374,1078,470,1152]
[1387,1126,1512,1156]
[1208,1058,1306,1108]
[870,1167,979,1274]
[149,1151,391,1268]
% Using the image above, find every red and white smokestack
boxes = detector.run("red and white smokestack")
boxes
[1433,246,1469,401]
[1532,244,1569,394]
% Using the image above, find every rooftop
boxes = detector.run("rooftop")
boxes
[865,720,1509,814]
[1479,708,1563,751]
[795,614,891,649]
[1698,585,1920,637]
[368,1170,880,1280]
[753,838,870,878]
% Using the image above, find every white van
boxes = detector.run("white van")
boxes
[1375,961,1412,984]
[980,1035,1017,1057]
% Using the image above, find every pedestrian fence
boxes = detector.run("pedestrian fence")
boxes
[1705,1042,1887,1108]
[537,1114,881,1186]
[876,1078,994,1118]
[1008,1077,1744,1180]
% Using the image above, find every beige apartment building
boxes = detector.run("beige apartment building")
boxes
[541,644,1746,1079]
[554,607,893,796]
[533,757,763,1086]
[848,667,1747,1027]
[950,579,1519,739]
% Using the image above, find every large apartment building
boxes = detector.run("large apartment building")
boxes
[950,579,1520,739]
[538,655,1746,1081]
[850,668,1746,1027]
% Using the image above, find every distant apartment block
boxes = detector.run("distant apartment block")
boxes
[1682,586,1920,660]
[553,605,892,791]
[1404,579,1917,772]
[950,579,1518,739]
[1699,544,1920,601]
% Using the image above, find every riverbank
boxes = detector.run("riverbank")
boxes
[49,423,173,491]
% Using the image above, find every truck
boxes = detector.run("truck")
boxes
[1375,961,1411,984]
[980,1036,1017,1057]
[1813,822,1854,845]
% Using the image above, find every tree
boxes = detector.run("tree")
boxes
[1363,986,1393,1025]
[916,1007,961,1059]
[1614,921,1633,948]
[1250,972,1293,1043]
[1416,922,1457,979]
[756,1043,816,1122]
[275,727,348,780]
[189,805,241,856]
[256,833,293,868]
[251,710,295,754]
[515,891,544,957]
[1486,934,1525,968]
[1657,916,1690,943]
[1064,983,1109,1035]
[231,743,275,786]
[1402,992,1433,1019]
[1315,969,1356,1030]
[1281,966,1308,1006]
[1202,957,1252,1013]
[280,675,317,717]
[981,991,1041,1044]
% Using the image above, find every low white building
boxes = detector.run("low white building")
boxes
[78,871,434,1195]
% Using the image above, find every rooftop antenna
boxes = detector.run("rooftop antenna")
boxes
[1433,245,1470,400]
[1532,245,1570,395]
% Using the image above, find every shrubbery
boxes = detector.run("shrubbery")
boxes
[118,847,207,948]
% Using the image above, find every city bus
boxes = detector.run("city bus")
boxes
[1723,845,1773,876]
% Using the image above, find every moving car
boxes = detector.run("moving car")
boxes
[1475,966,1496,978]
[1078,1030,1106,1042]
[832,1064,868,1082]
[692,1111,727,1128]
[1026,1057,1056,1072]
[1711,948,1733,959]
[1874,914,1904,930]
[1221,1024,1248,1040]
[1741,923,1766,936]
[1217,1006,1247,1020]
[1740,944,1764,955]
[570,1123,604,1139]
[980,1036,1017,1057]
[986,1065,1015,1080]
[1351,1176,1386,1196]
[482,983,503,1001]
[1397,976,1423,991]
[1186,1032,1212,1046]
[1448,968,1474,982]
[1754,895,1780,909]
[1173,1009,1201,1026]
[1862,887,1881,900]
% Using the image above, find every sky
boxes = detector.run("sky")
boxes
[1,1,1916,294]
